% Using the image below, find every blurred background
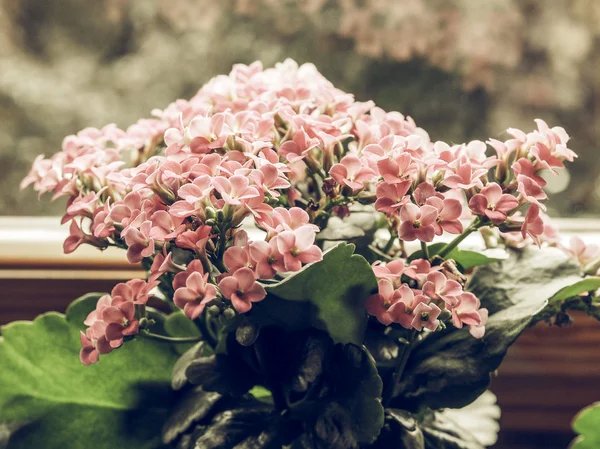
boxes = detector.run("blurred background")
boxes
[1,1,599,449]
[2,0,600,216]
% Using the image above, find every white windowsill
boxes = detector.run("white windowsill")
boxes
[1,216,599,274]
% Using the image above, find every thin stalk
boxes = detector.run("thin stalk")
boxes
[382,330,418,407]
[437,218,481,259]
[139,331,202,343]
[382,234,397,254]
[420,241,430,260]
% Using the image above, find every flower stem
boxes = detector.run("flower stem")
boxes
[382,234,397,254]
[139,331,202,343]
[437,217,481,259]
[382,329,418,407]
[420,241,430,260]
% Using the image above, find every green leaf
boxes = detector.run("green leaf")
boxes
[394,247,583,411]
[370,392,499,449]
[258,242,377,345]
[172,397,296,449]
[162,387,223,445]
[571,402,600,449]
[469,246,582,315]
[300,344,384,449]
[0,299,178,449]
[549,277,600,302]
[171,342,211,391]
[408,243,501,270]
[249,386,274,404]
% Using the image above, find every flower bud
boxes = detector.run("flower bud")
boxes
[205,206,217,219]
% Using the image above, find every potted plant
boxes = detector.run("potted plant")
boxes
[4,59,599,449]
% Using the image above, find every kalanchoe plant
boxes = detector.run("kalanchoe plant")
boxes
[3,59,600,449]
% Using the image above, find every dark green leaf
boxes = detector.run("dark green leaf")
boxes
[371,392,498,449]
[258,242,377,345]
[185,353,259,397]
[0,305,178,449]
[469,246,582,314]
[549,278,600,302]
[571,402,600,449]
[172,342,211,391]
[174,398,295,449]
[162,387,223,445]
[395,247,582,410]
[367,409,424,449]
[301,344,384,449]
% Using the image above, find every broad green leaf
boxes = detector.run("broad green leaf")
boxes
[408,243,501,270]
[394,247,582,411]
[571,402,600,449]
[550,278,600,302]
[370,392,498,449]
[258,242,377,345]
[468,246,582,314]
[300,344,384,449]
[162,387,223,445]
[0,300,178,449]
[171,397,295,449]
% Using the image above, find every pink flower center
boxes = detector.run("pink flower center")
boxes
[289,247,299,257]
[420,312,430,322]
[412,220,421,229]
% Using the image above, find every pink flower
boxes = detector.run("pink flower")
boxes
[250,164,291,197]
[398,203,438,242]
[372,260,406,288]
[387,285,429,329]
[63,220,107,254]
[444,159,488,189]
[149,249,180,283]
[330,155,376,192]
[111,279,155,305]
[122,220,155,263]
[279,127,319,162]
[413,182,441,206]
[375,180,411,215]
[564,236,600,268]
[512,158,546,187]
[404,259,438,283]
[102,301,139,343]
[176,226,213,255]
[249,240,282,279]
[521,203,545,245]
[79,323,114,366]
[218,267,266,314]
[173,260,218,319]
[468,183,519,225]
[410,302,442,332]
[376,152,414,184]
[451,292,488,338]
[517,175,547,209]
[212,175,261,206]
[422,271,463,307]
[224,243,255,273]
[426,197,463,234]
[275,226,323,272]
[365,280,404,326]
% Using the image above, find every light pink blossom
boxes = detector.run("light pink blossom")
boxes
[398,203,438,242]
[218,267,266,314]
[173,260,218,319]
[468,183,519,224]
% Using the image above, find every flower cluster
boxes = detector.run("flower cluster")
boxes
[366,260,487,337]
[23,60,579,364]
[79,279,155,365]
